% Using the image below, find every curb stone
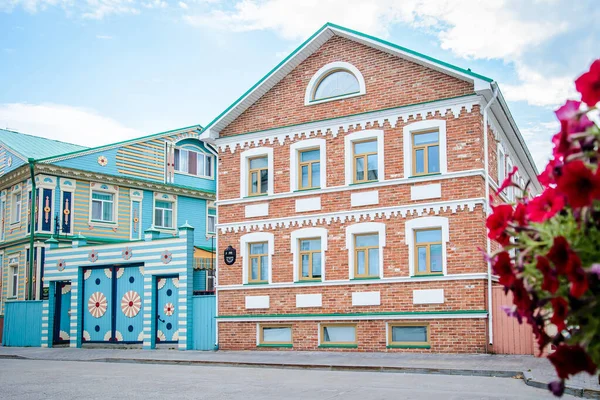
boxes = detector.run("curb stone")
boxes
[1,353,598,398]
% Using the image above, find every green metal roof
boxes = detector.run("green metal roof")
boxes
[0,128,87,160]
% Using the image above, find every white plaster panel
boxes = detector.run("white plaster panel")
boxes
[352,291,381,306]
[295,197,321,213]
[413,289,444,304]
[245,203,269,218]
[351,190,379,207]
[296,294,322,308]
[245,295,270,309]
[410,183,441,201]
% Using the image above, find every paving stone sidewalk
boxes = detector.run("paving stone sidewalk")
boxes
[1,346,598,398]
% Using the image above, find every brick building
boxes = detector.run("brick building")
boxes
[201,23,541,353]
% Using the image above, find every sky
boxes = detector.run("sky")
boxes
[0,0,598,171]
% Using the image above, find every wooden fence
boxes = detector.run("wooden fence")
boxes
[2,301,43,347]
[491,286,534,355]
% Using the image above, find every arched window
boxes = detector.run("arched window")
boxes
[305,61,366,105]
[313,70,360,101]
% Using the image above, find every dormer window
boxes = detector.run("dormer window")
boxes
[305,61,366,105]
[174,147,214,179]
[313,70,360,101]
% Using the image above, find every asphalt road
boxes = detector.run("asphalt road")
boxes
[0,359,573,399]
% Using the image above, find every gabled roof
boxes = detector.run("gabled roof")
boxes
[200,22,494,140]
[0,128,88,161]
[37,124,204,163]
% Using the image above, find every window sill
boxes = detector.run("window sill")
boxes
[294,280,323,284]
[10,221,21,226]
[90,220,117,226]
[411,274,444,278]
[307,91,363,106]
[349,180,379,187]
[387,345,431,349]
[244,194,269,199]
[351,277,380,281]
[294,187,321,193]
[409,173,441,179]
[318,344,358,349]
[257,344,293,348]
[174,171,214,180]
[244,282,269,286]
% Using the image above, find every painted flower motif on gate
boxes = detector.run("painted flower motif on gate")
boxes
[122,247,133,260]
[121,290,141,318]
[56,259,66,272]
[82,330,91,342]
[160,250,172,265]
[172,278,179,288]
[88,249,99,263]
[164,302,175,316]
[156,330,166,342]
[157,277,166,290]
[61,284,71,295]
[88,292,108,318]
[59,331,70,341]
[84,269,92,280]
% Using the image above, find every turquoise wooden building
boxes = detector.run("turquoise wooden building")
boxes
[0,126,216,349]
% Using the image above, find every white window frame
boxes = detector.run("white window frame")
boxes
[497,144,506,186]
[10,188,21,224]
[173,145,215,179]
[0,192,6,241]
[345,222,386,280]
[241,231,274,284]
[405,216,449,277]
[305,61,366,106]
[206,201,216,236]
[403,120,447,178]
[240,147,274,197]
[8,253,19,299]
[291,227,328,282]
[506,158,514,201]
[344,130,385,186]
[290,138,327,192]
[153,193,177,231]
[88,183,119,227]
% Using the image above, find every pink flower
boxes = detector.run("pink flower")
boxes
[554,100,594,134]
[536,256,559,294]
[497,166,518,195]
[550,297,568,332]
[548,345,597,380]
[492,251,516,287]
[556,161,600,208]
[486,204,513,245]
[526,188,564,223]
[575,59,600,106]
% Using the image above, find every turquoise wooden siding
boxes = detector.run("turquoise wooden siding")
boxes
[82,268,113,342]
[2,301,42,346]
[192,295,216,351]
[1,147,26,175]
[115,266,145,343]
[193,269,206,292]
[156,276,179,343]
[53,148,121,177]
[55,282,72,343]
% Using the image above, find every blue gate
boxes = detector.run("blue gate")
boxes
[82,265,144,344]
[53,282,72,344]
[2,301,42,347]
[156,276,179,343]
[192,295,216,350]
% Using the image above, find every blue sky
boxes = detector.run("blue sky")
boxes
[0,0,598,170]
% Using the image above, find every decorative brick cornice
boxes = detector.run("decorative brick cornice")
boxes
[215,95,482,154]
[218,198,484,233]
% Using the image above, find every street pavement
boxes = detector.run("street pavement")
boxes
[0,359,577,399]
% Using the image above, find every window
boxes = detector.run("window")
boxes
[174,147,213,178]
[8,256,18,298]
[354,234,380,278]
[313,70,360,101]
[259,325,293,346]
[298,149,320,189]
[248,156,269,196]
[11,192,21,223]
[414,228,443,275]
[248,242,268,283]
[498,146,506,184]
[388,323,430,348]
[206,268,215,292]
[305,62,366,105]
[207,206,216,235]
[320,324,357,346]
[403,120,447,178]
[353,140,378,183]
[154,200,174,229]
[298,238,321,281]
[412,130,440,176]
[91,191,114,223]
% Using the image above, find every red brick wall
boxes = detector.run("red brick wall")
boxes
[220,36,474,137]
[218,319,487,353]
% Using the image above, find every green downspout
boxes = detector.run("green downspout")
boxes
[28,158,36,300]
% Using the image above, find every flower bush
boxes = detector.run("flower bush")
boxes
[487,60,600,397]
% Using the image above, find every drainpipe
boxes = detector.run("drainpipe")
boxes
[483,84,499,346]
[28,158,36,301]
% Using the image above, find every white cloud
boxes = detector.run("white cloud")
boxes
[142,0,166,9]
[81,0,139,19]
[0,103,144,147]
[502,64,577,107]
[178,1,187,9]
[519,120,559,170]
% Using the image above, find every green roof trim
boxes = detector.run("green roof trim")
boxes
[217,310,487,319]
[200,22,493,136]
[35,124,204,163]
